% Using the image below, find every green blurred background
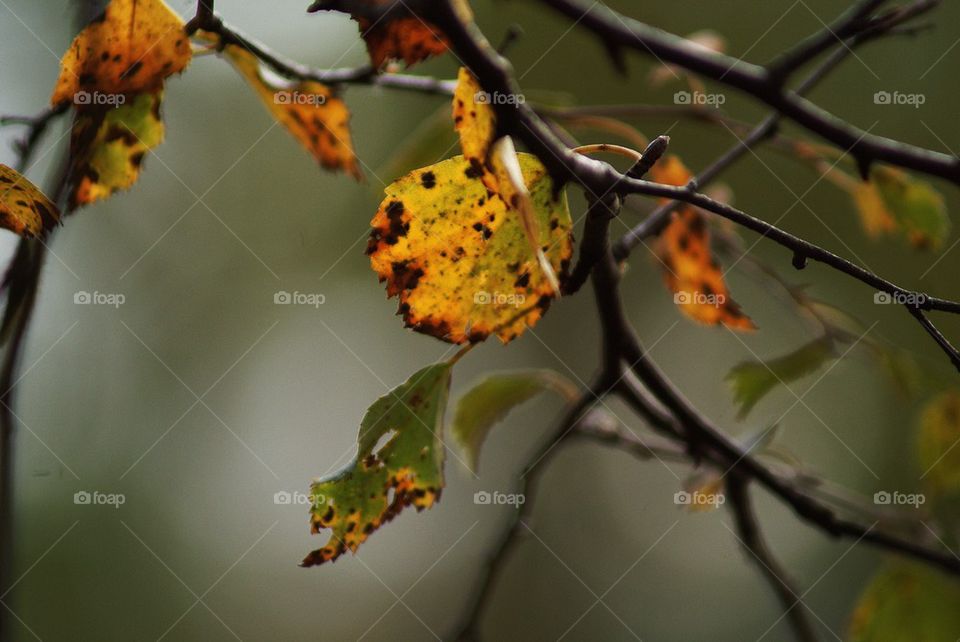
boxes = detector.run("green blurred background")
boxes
[1,0,958,639]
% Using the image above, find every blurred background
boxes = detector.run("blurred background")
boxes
[1,0,959,639]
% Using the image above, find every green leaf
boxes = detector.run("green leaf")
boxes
[302,362,452,567]
[726,336,837,419]
[848,563,960,641]
[452,370,577,473]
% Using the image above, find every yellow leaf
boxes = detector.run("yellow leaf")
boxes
[51,0,191,106]
[223,45,361,179]
[367,153,572,344]
[67,91,165,208]
[453,67,497,189]
[652,156,754,330]
[0,165,60,237]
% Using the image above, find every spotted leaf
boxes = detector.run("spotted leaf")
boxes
[223,44,361,179]
[453,67,496,189]
[652,155,755,330]
[0,165,61,237]
[51,0,191,106]
[302,362,452,566]
[67,91,165,208]
[367,153,572,344]
[309,0,470,68]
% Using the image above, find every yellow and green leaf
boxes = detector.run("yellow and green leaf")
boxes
[51,0,191,106]
[367,153,572,344]
[302,362,452,566]
[848,563,960,641]
[223,44,361,179]
[0,165,61,237]
[917,391,960,502]
[67,91,165,208]
[851,167,949,249]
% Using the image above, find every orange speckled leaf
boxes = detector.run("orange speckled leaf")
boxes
[223,45,361,179]
[652,155,754,330]
[357,15,448,68]
[0,165,60,237]
[303,362,451,567]
[367,153,572,344]
[51,0,191,106]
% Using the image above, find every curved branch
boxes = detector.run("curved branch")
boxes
[534,0,960,184]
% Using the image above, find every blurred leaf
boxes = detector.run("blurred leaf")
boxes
[302,362,452,567]
[367,153,572,344]
[223,44,361,179]
[648,30,726,87]
[848,563,960,641]
[652,155,755,330]
[852,168,949,250]
[917,391,960,502]
[680,470,725,513]
[51,0,191,106]
[452,369,577,472]
[67,91,165,208]
[726,336,836,419]
[0,165,60,236]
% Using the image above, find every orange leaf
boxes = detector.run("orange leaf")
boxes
[223,45,361,179]
[0,165,60,237]
[357,15,448,68]
[51,0,191,106]
[652,156,755,330]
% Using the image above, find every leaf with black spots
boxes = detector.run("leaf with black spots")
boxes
[51,0,191,106]
[302,362,452,566]
[367,153,572,344]
[652,155,755,330]
[66,91,164,208]
[0,165,61,237]
[223,44,361,179]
